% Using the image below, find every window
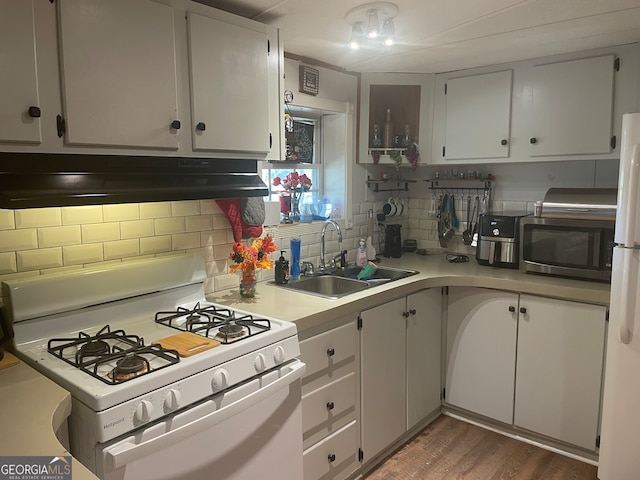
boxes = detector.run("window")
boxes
[260,103,348,223]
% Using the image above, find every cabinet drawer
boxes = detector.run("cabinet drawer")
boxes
[300,322,356,379]
[303,420,359,480]
[303,372,356,438]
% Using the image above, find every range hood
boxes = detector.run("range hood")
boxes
[0,152,268,209]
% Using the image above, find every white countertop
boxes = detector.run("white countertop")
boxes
[206,253,611,334]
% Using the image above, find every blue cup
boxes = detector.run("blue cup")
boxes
[290,238,301,280]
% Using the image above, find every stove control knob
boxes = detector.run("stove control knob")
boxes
[135,400,153,423]
[211,368,229,391]
[273,346,286,364]
[254,353,266,372]
[164,389,181,411]
[492,228,500,236]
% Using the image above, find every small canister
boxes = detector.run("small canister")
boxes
[274,251,289,284]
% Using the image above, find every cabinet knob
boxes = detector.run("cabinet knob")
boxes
[530,137,537,144]
[520,307,527,314]
[409,309,416,316]
[508,306,516,313]
[328,454,336,463]
[402,311,410,318]
[196,122,206,132]
[28,106,41,118]
[326,401,335,411]
[326,347,335,357]
[501,139,508,146]
[170,120,181,130]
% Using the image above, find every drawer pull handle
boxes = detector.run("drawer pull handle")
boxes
[28,106,41,118]
[409,309,416,316]
[328,453,336,463]
[508,306,516,313]
[520,307,527,314]
[170,120,181,130]
[196,122,206,131]
[402,311,409,318]
[326,348,335,357]
[326,401,335,411]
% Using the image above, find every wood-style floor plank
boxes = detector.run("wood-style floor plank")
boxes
[365,416,598,480]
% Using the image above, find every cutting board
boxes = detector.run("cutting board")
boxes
[154,332,220,357]
[0,351,20,370]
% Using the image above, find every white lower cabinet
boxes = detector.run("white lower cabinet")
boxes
[446,287,607,451]
[360,289,441,463]
[299,318,359,480]
[514,294,607,450]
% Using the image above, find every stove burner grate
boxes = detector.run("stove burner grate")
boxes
[48,325,180,385]
[155,302,271,344]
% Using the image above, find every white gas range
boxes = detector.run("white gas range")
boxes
[2,255,305,480]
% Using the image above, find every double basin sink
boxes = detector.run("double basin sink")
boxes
[275,265,418,299]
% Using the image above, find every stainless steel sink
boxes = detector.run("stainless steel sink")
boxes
[278,275,370,299]
[274,265,418,299]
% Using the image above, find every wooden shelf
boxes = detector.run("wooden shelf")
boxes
[366,177,416,192]
[425,177,493,191]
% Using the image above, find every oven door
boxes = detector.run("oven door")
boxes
[97,360,305,480]
[520,217,614,281]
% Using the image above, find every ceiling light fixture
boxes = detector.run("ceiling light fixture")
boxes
[345,2,399,50]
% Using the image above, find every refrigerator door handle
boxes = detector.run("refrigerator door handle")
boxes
[623,144,640,248]
[620,248,635,344]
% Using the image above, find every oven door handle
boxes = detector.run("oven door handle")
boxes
[104,360,305,470]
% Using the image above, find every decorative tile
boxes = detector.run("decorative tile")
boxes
[0,253,17,274]
[103,204,139,222]
[155,217,184,235]
[61,206,103,225]
[0,210,15,230]
[37,225,82,248]
[140,202,171,219]
[185,215,213,232]
[15,208,62,228]
[140,236,171,255]
[82,223,120,243]
[63,244,104,265]
[171,201,200,217]
[0,229,38,253]
[121,220,154,239]
[17,248,63,271]
[172,233,201,251]
[103,239,140,260]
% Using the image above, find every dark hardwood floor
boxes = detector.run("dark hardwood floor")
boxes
[365,415,598,480]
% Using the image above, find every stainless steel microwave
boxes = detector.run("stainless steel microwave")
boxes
[519,216,614,282]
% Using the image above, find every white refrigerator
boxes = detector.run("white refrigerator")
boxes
[599,112,640,480]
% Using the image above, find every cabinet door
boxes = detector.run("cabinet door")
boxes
[514,295,606,450]
[360,297,406,462]
[529,55,615,157]
[58,0,179,149]
[446,287,518,424]
[406,289,441,430]
[188,12,269,155]
[0,0,41,144]
[444,70,512,160]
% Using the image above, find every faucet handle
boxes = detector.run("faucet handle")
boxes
[301,261,315,277]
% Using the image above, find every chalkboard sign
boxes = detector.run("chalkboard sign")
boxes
[292,121,314,163]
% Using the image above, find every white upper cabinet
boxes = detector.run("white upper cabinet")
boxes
[0,0,41,144]
[187,12,270,155]
[443,70,512,160]
[57,0,180,149]
[528,55,615,157]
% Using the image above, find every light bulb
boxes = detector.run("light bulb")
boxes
[366,9,379,39]
[349,22,363,50]
[382,18,395,46]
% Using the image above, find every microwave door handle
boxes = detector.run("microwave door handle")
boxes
[104,361,306,470]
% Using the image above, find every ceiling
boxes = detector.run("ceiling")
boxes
[196,0,640,74]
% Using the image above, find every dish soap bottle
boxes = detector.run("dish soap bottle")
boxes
[356,239,367,266]
[274,251,289,284]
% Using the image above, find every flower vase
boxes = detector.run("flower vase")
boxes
[239,270,257,298]
[290,195,301,223]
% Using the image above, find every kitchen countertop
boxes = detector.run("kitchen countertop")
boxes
[207,253,611,334]
[0,359,98,479]
[0,253,608,479]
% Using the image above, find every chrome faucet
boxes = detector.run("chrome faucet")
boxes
[320,219,343,271]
